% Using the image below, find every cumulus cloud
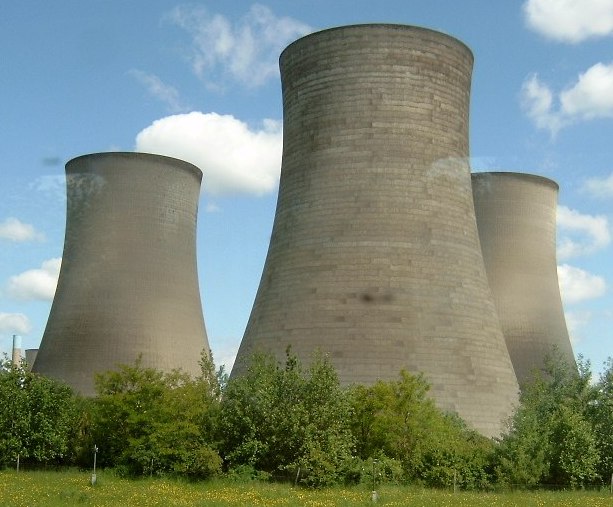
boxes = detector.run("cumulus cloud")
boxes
[7,258,61,302]
[560,63,613,119]
[168,4,311,88]
[0,313,32,335]
[211,337,241,373]
[0,218,44,242]
[557,205,610,259]
[521,74,565,135]
[205,202,221,213]
[523,0,613,43]
[583,172,613,197]
[30,174,66,202]
[521,63,613,135]
[129,69,188,113]
[135,112,282,195]
[563,310,592,344]
[558,264,606,304]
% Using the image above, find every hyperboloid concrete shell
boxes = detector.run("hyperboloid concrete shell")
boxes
[472,172,574,385]
[33,152,210,395]
[233,24,519,437]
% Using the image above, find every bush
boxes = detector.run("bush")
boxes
[495,351,600,488]
[219,349,355,487]
[84,355,222,478]
[0,357,79,468]
[348,371,495,489]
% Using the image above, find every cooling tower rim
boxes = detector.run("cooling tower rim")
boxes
[66,152,203,180]
[280,23,473,63]
[471,171,559,190]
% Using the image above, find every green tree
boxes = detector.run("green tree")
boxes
[586,357,613,483]
[349,371,495,489]
[86,356,222,478]
[219,350,355,487]
[496,351,599,488]
[0,357,79,467]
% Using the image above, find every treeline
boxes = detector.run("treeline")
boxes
[1,349,612,489]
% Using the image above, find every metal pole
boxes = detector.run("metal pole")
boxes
[294,467,300,486]
[16,453,19,473]
[91,445,98,485]
[372,459,375,491]
[371,459,378,503]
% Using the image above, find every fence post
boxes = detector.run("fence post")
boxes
[294,467,300,486]
[16,454,19,473]
[371,459,378,503]
[91,445,98,485]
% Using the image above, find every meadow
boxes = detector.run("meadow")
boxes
[0,471,611,507]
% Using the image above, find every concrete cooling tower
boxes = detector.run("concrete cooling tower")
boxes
[472,172,575,385]
[33,152,210,395]
[233,24,519,437]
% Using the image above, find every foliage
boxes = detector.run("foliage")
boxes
[587,357,613,483]
[496,351,600,488]
[84,355,222,478]
[0,356,79,467]
[219,349,355,487]
[5,342,613,490]
[348,371,495,489]
[345,455,405,486]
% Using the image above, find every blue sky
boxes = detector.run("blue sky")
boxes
[1,0,612,376]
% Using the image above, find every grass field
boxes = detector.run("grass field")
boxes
[0,471,611,507]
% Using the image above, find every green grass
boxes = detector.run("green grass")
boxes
[0,471,610,507]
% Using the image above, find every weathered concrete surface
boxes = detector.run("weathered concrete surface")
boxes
[472,172,575,385]
[33,152,209,395]
[234,24,518,437]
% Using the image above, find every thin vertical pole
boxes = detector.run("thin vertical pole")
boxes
[91,445,98,485]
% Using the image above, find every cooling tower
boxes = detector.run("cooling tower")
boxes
[233,24,518,437]
[33,152,210,395]
[472,172,574,385]
[25,349,38,372]
[12,335,22,366]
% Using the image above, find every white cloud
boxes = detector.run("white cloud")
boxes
[558,264,606,304]
[210,337,240,374]
[523,0,613,43]
[560,63,613,120]
[30,174,66,202]
[583,172,613,197]
[0,313,31,335]
[557,205,610,259]
[129,69,188,113]
[168,4,311,88]
[563,310,592,344]
[205,202,221,213]
[521,63,613,135]
[135,112,282,195]
[521,74,565,135]
[7,258,61,302]
[0,217,44,242]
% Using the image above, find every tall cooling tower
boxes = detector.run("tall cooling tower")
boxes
[33,152,210,395]
[12,334,22,366]
[233,24,518,437]
[25,349,38,372]
[472,172,574,385]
